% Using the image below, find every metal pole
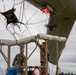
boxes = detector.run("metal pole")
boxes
[0,45,8,63]
[0,50,8,63]
[8,46,10,68]
[27,45,37,60]
[45,40,48,75]
[25,44,28,75]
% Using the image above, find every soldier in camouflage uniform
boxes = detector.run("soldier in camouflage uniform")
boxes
[12,45,26,74]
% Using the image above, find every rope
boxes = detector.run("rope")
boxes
[21,27,32,37]
[12,26,21,40]
[6,24,21,42]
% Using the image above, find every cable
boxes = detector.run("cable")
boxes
[20,9,39,37]
[18,0,28,28]
[23,9,39,35]
[7,24,21,41]
[24,9,39,26]
[12,26,21,39]
[27,19,48,25]
[21,28,32,38]
[18,0,31,36]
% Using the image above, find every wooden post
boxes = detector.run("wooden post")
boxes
[8,46,11,68]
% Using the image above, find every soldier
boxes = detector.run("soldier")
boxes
[12,45,26,75]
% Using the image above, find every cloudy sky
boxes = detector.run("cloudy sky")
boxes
[0,0,76,75]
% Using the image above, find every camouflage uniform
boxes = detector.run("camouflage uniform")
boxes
[12,53,26,71]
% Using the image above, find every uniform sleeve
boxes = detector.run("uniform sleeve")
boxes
[12,54,17,66]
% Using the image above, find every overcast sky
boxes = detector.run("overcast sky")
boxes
[0,0,76,75]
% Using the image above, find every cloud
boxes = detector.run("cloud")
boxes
[59,62,76,73]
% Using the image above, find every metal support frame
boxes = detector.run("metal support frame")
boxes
[0,45,11,69]
[25,44,28,75]
[27,45,37,60]
[0,50,8,63]
[0,45,8,63]
[8,46,11,68]
[0,34,66,75]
